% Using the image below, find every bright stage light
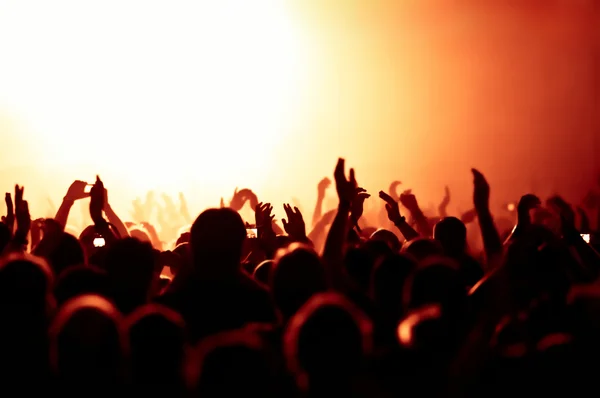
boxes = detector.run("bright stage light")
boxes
[0,0,310,213]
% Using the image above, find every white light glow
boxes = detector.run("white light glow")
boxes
[0,0,309,211]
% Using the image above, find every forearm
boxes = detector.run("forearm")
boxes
[104,205,129,238]
[312,195,324,227]
[476,208,503,265]
[395,219,419,241]
[322,202,351,289]
[410,208,432,237]
[55,199,74,229]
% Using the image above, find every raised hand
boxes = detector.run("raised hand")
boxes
[255,202,277,256]
[317,177,331,198]
[334,158,357,207]
[547,195,575,229]
[351,188,371,223]
[2,192,14,232]
[65,180,90,202]
[30,218,44,248]
[379,191,403,224]
[460,208,478,224]
[389,180,402,202]
[14,185,30,240]
[471,169,490,211]
[229,188,247,211]
[517,194,541,226]
[255,202,275,233]
[439,186,451,217]
[282,203,307,240]
[179,192,192,223]
[243,189,259,211]
[399,189,419,214]
[89,176,106,224]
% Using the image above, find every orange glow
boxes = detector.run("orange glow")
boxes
[0,0,311,221]
[0,2,597,228]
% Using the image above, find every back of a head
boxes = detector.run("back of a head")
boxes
[434,217,467,256]
[404,257,466,315]
[49,295,125,388]
[129,228,151,243]
[401,238,444,262]
[284,292,373,391]
[271,243,327,320]
[0,253,54,320]
[48,232,86,277]
[187,330,277,397]
[253,260,273,285]
[0,253,54,382]
[191,208,246,270]
[344,244,384,293]
[126,304,186,387]
[370,229,401,253]
[371,254,416,317]
[0,222,10,253]
[54,265,110,307]
[105,237,156,311]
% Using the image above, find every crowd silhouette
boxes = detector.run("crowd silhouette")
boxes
[0,156,599,397]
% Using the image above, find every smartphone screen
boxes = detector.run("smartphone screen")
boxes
[246,228,257,239]
[93,237,106,247]
[581,234,591,244]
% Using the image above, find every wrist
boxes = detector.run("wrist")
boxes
[13,230,29,246]
[338,201,351,211]
[62,198,75,206]
[393,216,407,226]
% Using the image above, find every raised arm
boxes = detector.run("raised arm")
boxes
[312,177,331,228]
[399,190,432,237]
[322,158,356,290]
[55,180,90,229]
[438,186,451,218]
[471,169,502,264]
[103,185,129,239]
[379,191,419,241]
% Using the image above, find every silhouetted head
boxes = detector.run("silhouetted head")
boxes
[404,256,466,316]
[0,253,54,378]
[434,217,467,257]
[105,237,157,313]
[48,232,86,277]
[54,265,110,307]
[370,229,401,253]
[129,227,151,243]
[504,227,572,304]
[344,241,391,293]
[397,304,451,353]
[284,292,373,392]
[125,304,186,390]
[0,222,10,253]
[270,243,327,321]
[49,295,126,391]
[370,253,416,322]
[176,231,191,246]
[191,208,246,272]
[186,330,279,397]
[401,238,444,262]
[253,260,273,285]
[0,253,54,322]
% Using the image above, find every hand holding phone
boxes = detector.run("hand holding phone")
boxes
[581,234,591,244]
[93,236,106,247]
